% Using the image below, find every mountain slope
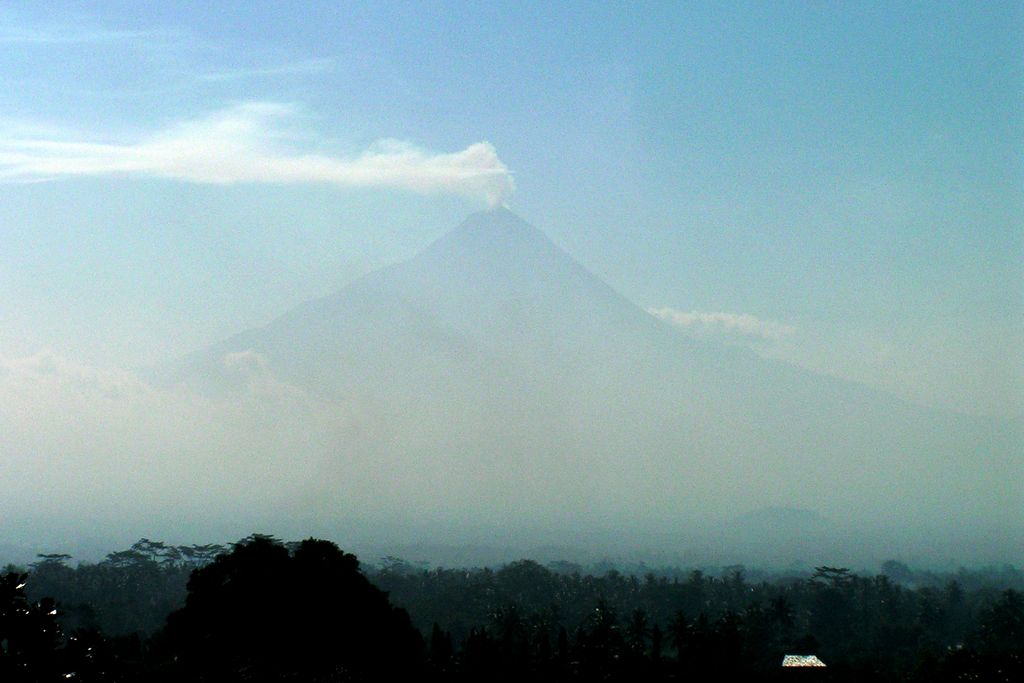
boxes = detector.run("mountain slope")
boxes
[163,208,1022,538]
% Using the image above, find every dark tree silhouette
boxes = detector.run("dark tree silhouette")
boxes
[0,571,64,682]
[157,535,422,682]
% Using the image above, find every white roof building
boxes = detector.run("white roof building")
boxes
[782,654,827,667]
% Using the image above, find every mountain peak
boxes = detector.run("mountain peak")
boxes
[444,205,545,242]
[412,206,564,274]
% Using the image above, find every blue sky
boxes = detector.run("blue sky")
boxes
[1,1,1021,416]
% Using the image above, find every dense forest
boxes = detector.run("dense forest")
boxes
[2,535,1022,682]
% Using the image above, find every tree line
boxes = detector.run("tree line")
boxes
[2,535,1022,681]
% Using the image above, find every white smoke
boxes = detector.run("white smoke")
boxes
[0,102,514,205]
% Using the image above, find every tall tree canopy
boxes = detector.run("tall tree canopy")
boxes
[157,535,422,682]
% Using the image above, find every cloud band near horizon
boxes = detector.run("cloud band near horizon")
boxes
[648,307,796,340]
[0,102,515,205]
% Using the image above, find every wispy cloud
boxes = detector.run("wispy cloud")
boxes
[0,20,172,45]
[0,102,515,205]
[199,58,335,82]
[647,307,796,340]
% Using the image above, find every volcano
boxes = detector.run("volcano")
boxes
[164,208,1021,539]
